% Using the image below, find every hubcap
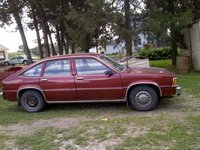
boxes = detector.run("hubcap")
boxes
[135,91,152,107]
[25,95,38,107]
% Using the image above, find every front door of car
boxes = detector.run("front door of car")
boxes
[39,59,77,102]
[74,58,123,100]
[18,56,24,64]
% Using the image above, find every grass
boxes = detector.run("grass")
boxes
[0,100,130,125]
[0,59,200,149]
[116,123,198,150]
[17,128,58,150]
[150,59,176,71]
[178,73,200,96]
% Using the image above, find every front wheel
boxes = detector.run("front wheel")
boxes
[129,85,159,111]
[20,90,46,112]
[4,61,9,66]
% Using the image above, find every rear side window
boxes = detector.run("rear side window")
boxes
[44,59,70,76]
[23,63,43,77]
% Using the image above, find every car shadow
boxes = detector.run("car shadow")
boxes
[44,97,182,113]
[45,102,128,112]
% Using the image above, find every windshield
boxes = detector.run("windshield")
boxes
[99,55,125,72]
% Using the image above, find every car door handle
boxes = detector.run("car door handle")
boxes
[77,77,84,80]
[40,78,48,81]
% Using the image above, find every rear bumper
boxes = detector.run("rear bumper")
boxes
[176,85,182,96]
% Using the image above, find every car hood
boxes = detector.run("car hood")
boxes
[125,67,176,76]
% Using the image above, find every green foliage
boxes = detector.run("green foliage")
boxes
[8,52,25,58]
[143,0,195,65]
[144,0,194,37]
[62,0,114,52]
[139,47,172,60]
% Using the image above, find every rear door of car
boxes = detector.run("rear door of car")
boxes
[39,58,77,102]
[73,57,123,101]
[9,57,17,64]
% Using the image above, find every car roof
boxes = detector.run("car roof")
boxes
[24,53,101,69]
[41,53,101,61]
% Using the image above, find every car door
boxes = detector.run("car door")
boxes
[18,56,24,64]
[39,58,77,102]
[9,57,17,64]
[74,57,123,100]
[11,56,21,64]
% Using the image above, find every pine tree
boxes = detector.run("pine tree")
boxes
[144,0,194,65]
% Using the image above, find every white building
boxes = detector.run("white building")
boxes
[90,33,149,54]
[182,20,200,71]
[0,44,9,62]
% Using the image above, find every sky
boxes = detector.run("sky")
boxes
[0,27,37,52]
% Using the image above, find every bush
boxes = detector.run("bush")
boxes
[139,47,172,60]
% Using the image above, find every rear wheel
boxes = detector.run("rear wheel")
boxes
[20,90,46,112]
[23,60,28,65]
[129,85,158,111]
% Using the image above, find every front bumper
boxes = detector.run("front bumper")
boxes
[176,85,182,96]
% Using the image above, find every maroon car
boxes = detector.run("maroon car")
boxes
[1,53,181,112]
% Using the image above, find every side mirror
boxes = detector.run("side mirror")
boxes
[104,69,115,76]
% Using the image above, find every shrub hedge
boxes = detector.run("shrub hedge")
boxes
[139,47,172,60]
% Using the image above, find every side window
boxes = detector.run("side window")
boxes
[44,59,70,77]
[75,58,108,75]
[23,63,43,77]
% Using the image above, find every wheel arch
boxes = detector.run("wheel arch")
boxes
[23,60,28,64]
[17,87,47,103]
[126,82,162,102]
[4,61,9,65]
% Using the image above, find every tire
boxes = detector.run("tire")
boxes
[4,61,9,66]
[20,90,46,112]
[129,85,158,111]
[23,60,28,65]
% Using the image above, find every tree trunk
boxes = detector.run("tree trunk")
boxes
[171,32,178,65]
[60,32,64,55]
[124,0,132,56]
[71,43,75,54]
[31,5,43,59]
[41,21,50,57]
[36,1,50,57]
[13,13,32,63]
[7,0,32,63]
[168,0,177,65]
[83,34,90,53]
[65,37,69,54]
[60,22,65,55]
[46,23,57,56]
[56,25,62,55]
